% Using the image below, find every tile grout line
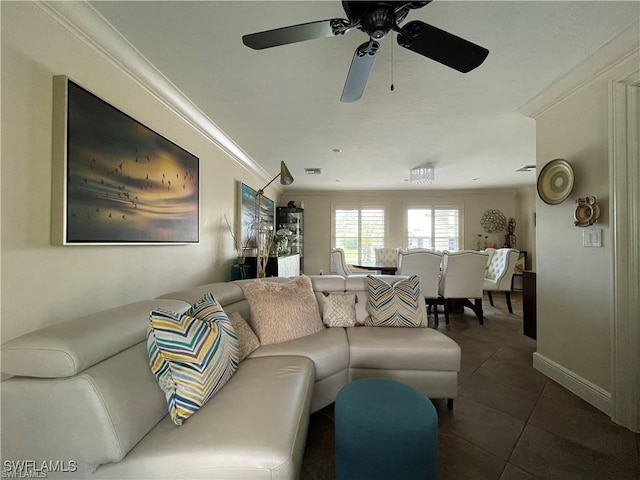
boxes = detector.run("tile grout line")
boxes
[501,377,550,479]
[454,346,530,477]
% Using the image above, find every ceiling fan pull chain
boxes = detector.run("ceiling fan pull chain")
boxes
[390,37,395,92]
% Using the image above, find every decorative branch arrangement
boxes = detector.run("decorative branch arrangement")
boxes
[257,234,273,278]
[223,213,251,262]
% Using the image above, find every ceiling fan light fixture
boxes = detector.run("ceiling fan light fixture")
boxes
[410,164,435,184]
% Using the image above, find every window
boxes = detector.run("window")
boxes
[333,206,386,265]
[406,206,461,251]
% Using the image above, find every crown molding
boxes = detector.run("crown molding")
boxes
[35,0,269,182]
[519,20,640,119]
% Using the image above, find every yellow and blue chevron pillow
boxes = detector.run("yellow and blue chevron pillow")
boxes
[147,293,239,425]
[364,275,425,327]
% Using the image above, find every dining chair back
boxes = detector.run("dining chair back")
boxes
[438,250,489,324]
[483,248,520,313]
[480,247,496,267]
[398,249,443,323]
[331,248,353,277]
[374,247,398,267]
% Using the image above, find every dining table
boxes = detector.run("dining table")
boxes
[352,264,398,276]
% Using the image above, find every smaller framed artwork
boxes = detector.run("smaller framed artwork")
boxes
[51,76,199,245]
[239,182,274,250]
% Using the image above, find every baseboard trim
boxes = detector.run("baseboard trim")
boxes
[533,353,612,416]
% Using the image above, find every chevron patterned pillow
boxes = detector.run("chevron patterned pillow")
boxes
[147,293,239,425]
[364,275,425,327]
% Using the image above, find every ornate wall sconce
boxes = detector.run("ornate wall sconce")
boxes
[574,196,601,227]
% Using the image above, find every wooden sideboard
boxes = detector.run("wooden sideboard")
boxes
[522,270,536,340]
[245,254,301,278]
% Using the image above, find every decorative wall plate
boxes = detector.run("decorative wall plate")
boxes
[537,158,574,205]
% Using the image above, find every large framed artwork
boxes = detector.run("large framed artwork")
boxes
[51,76,199,244]
[239,182,274,250]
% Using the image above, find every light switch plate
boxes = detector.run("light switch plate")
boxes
[583,228,602,247]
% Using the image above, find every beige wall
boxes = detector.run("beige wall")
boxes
[517,186,537,270]
[280,188,535,276]
[0,2,281,342]
[533,54,638,395]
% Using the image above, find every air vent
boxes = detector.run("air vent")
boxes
[305,168,323,175]
[516,165,536,172]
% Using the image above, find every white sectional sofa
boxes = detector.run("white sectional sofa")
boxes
[1,275,461,479]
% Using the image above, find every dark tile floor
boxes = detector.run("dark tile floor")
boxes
[300,292,640,480]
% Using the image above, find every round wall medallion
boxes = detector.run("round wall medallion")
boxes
[537,158,574,205]
[480,209,507,233]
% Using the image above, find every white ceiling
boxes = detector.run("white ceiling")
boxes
[90,1,639,191]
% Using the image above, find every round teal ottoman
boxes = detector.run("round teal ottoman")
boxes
[335,378,437,480]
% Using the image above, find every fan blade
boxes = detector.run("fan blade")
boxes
[243,19,346,50]
[341,41,379,103]
[397,20,489,73]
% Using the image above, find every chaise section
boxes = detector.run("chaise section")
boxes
[347,326,461,401]
[93,356,315,480]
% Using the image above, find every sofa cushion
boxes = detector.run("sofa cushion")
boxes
[1,299,191,378]
[147,293,239,425]
[0,341,169,467]
[228,311,260,361]
[364,275,425,327]
[241,275,324,345]
[92,356,315,480]
[322,292,358,327]
[157,281,245,306]
[249,327,349,380]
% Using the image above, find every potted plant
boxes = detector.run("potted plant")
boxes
[272,229,292,256]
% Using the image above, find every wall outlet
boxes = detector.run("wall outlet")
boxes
[582,228,602,247]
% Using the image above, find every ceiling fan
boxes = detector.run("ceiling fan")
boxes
[242,1,489,102]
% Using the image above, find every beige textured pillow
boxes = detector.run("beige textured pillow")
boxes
[228,311,261,361]
[242,276,325,345]
[322,292,357,327]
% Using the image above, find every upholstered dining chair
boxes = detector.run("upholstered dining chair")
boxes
[480,247,496,267]
[483,248,520,313]
[397,249,443,323]
[331,248,353,277]
[374,247,398,267]
[438,250,489,325]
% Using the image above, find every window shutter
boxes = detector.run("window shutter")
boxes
[333,206,386,265]
[335,209,359,264]
[434,209,460,251]
[407,207,460,251]
[360,209,385,263]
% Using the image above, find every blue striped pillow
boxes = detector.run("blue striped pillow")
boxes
[364,275,425,327]
[147,293,239,425]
